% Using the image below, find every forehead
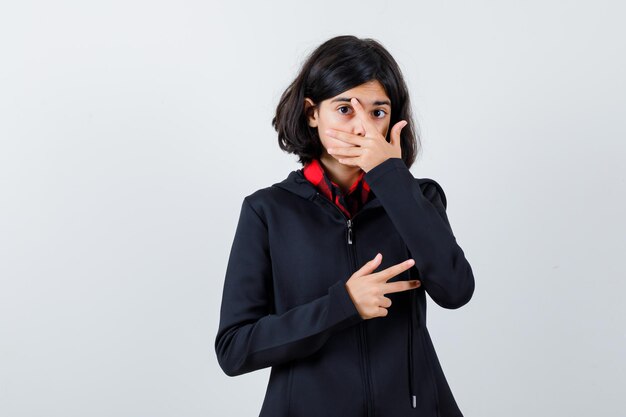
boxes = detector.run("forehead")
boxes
[327,80,390,106]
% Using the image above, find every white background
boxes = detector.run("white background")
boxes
[1,1,624,416]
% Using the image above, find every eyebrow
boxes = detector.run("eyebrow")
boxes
[329,97,391,107]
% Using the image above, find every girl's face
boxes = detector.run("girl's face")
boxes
[304,80,392,156]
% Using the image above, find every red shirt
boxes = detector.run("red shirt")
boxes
[302,159,374,219]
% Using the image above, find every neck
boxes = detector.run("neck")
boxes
[319,151,362,196]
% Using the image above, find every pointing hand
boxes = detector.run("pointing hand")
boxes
[345,252,420,320]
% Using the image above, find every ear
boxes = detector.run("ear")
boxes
[303,98,318,128]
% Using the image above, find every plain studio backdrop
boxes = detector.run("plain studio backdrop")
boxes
[1,1,624,416]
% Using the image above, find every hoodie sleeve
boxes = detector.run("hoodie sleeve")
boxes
[214,197,363,377]
[364,157,475,309]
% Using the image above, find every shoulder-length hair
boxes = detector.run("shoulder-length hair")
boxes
[272,35,421,168]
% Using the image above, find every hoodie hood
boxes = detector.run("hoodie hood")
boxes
[272,166,447,209]
[271,168,321,200]
[271,167,385,211]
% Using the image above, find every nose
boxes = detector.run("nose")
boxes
[352,120,366,137]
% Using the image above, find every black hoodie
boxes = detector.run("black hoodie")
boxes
[215,157,476,417]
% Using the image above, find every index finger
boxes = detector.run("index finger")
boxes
[373,258,415,283]
[350,97,377,135]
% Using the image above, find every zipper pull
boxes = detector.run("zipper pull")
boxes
[347,219,353,245]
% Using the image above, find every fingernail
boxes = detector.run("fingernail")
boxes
[407,259,415,265]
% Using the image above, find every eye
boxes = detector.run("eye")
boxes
[338,106,353,115]
[373,109,388,119]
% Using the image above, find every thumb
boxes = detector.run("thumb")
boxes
[354,253,382,277]
[390,120,407,148]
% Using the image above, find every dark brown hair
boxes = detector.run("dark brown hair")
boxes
[272,35,421,167]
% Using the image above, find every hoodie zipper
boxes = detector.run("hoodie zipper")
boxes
[348,219,375,417]
[315,193,375,417]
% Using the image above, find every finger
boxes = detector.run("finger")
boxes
[378,295,392,308]
[354,252,383,277]
[327,146,362,157]
[325,128,363,146]
[383,280,421,295]
[374,258,415,282]
[390,120,408,148]
[350,98,378,135]
[335,156,361,166]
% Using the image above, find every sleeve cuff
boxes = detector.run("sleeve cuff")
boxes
[329,279,363,324]
[364,157,407,185]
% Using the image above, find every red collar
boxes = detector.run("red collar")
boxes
[302,159,372,219]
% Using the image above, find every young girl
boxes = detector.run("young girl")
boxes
[215,35,475,417]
